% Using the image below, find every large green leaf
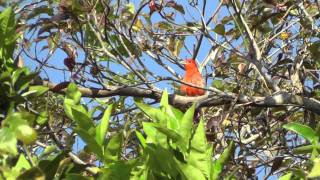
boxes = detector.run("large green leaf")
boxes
[135,101,166,124]
[96,104,113,146]
[160,90,180,130]
[189,119,212,178]
[74,128,103,159]
[179,104,195,144]
[283,122,317,142]
[0,7,14,36]
[176,161,206,180]
[142,122,167,147]
[71,108,95,132]
[2,112,37,145]
[104,132,123,163]
[64,99,87,122]
[0,127,17,155]
[0,6,17,58]
[153,125,182,143]
[160,90,169,107]
[308,158,320,178]
[99,159,138,180]
[145,144,179,178]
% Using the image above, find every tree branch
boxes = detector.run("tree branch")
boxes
[35,80,320,115]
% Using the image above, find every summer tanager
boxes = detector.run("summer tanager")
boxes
[180,58,205,96]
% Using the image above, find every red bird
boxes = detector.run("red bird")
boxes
[180,58,205,96]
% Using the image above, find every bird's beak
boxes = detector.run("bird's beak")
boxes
[180,61,186,65]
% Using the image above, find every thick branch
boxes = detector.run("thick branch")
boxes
[35,80,320,115]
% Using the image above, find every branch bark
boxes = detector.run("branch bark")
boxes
[35,80,320,115]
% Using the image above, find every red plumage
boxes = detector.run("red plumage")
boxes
[180,58,205,96]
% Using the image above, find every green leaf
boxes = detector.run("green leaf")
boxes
[0,127,17,155]
[174,39,184,57]
[154,125,187,151]
[279,172,292,180]
[125,3,135,14]
[308,158,320,178]
[13,154,31,172]
[153,125,183,143]
[66,83,82,104]
[176,161,206,180]
[143,122,168,147]
[104,132,123,163]
[65,173,93,180]
[171,106,184,121]
[99,160,138,180]
[212,141,235,180]
[283,122,317,142]
[135,101,166,124]
[15,124,37,145]
[0,71,11,82]
[36,111,48,125]
[154,21,172,30]
[0,7,14,35]
[214,24,225,35]
[75,128,103,159]
[40,145,57,158]
[3,112,36,127]
[135,131,146,148]
[179,104,195,143]
[308,41,320,62]
[16,167,45,180]
[212,79,224,90]
[14,72,37,92]
[40,152,66,180]
[292,144,316,154]
[71,108,95,132]
[160,90,169,107]
[146,144,179,178]
[0,6,17,55]
[64,99,87,122]
[25,85,49,97]
[96,104,113,146]
[189,119,212,178]
[160,90,180,130]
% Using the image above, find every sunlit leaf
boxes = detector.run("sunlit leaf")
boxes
[279,172,292,180]
[283,122,317,142]
[0,127,17,155]
[96,104,113,146]
[104,132,123,163]
[179,104,195,144]
[132,19,143,32]
[308,158,320,178]
[75,128,103,159]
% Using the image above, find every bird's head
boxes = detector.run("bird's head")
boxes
[183,58,198,70]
